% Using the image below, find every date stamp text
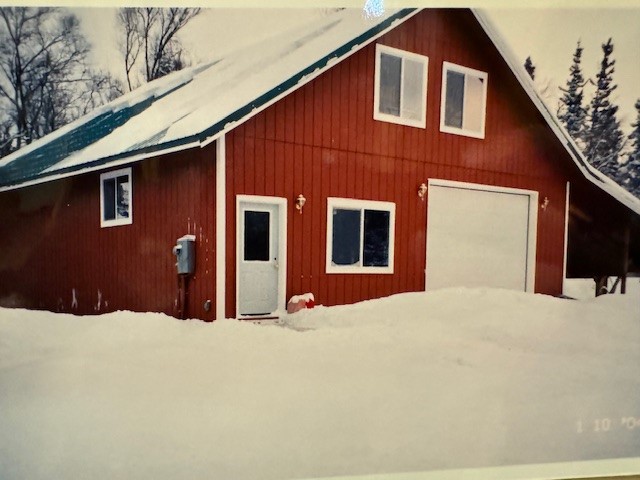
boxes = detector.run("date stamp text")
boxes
[577,417,640,433]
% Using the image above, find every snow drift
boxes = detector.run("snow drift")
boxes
[1,287,639,479]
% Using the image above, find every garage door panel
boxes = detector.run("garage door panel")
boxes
[426,182,536,292]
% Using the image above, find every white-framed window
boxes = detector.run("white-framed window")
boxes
[326,197,395,274]
[100,167,132,228]
[374,44,428,129]
[440,61,488,139]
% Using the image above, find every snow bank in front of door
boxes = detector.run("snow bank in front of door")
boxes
[1,287,639,480]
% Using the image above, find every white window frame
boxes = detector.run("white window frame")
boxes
[439,61,488,139]
[374,44,428,129]
[326,197,395,274]
[100,167,133,228]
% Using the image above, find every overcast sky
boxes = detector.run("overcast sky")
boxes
[73,4,639,134]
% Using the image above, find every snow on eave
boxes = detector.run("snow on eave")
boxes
[0,62,209,171]
[472,9,640,218]
[0,141,200,193]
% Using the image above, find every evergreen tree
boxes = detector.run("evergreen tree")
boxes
[558,41,587,145]
[624,99,640,197]
[524,56,535,80]
[584,38,623,179]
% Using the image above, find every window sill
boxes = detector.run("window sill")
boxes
[440,124,485,139]
[326,265,394,275]
[101,218,132,228]
[374,111,426,129]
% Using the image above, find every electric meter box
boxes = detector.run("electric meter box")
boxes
[173,235,196,275]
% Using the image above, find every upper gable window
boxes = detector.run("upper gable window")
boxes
[100,167,132,228]
[440,62,488,139]
[374,44,428,129]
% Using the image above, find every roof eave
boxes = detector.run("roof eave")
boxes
[0,139,201,193]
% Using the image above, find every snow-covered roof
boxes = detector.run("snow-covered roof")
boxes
[0,8,417,190]
[0,7,638,218]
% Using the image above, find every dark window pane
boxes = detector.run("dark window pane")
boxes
[445,70,465,128]
[379,53,401,116]
[116,175,130,219]
[363,209,390,267]
[244,211,270,261]
[332,208,361,266]
[103,178,116,220]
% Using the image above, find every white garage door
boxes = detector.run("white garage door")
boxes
[426,180,538,292]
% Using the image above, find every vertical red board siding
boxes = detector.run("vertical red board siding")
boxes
[0,145,217,320]
[1,9,588,321]
[225,8,571,317]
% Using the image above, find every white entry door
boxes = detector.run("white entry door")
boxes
[426,180,538,292]
[237,197,286,316]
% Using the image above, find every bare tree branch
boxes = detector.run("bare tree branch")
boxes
[0,7,123,154]
[116,7,201,87]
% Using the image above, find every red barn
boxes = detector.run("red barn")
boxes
[0,8,639,321]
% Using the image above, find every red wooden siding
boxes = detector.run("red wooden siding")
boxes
[2,8,606,321]
[225,9,573,317]
[0,147,217,320]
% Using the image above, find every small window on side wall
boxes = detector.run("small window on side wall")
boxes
[100,167,132,228]
[440,61,488,139]
[326,198,395,274]
[374,44,428,129]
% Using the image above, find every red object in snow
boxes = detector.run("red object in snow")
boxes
[287,293,315,314]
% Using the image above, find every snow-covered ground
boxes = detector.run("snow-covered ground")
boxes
[1,286,639,480]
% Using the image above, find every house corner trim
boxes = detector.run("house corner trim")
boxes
[216,135,226,320]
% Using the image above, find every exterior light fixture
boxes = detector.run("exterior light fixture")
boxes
[418,183,428,201]
[296,194,306,214]
[541,196,549,210]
